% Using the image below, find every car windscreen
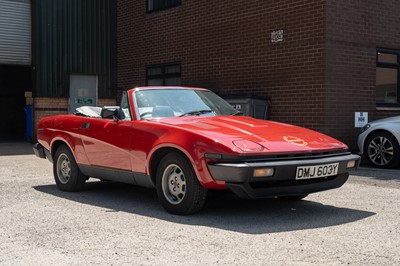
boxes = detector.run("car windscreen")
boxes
[134,89,238,119]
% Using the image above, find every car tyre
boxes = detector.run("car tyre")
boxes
[156,152,207,215]
[365,132,400,169]
[53,144,86,191]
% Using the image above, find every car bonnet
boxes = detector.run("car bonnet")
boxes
[157,116,347,153]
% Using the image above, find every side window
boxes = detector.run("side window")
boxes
[120,91,132,120]
[147,0,181,13]
[376,48,400,106]
[146,63,181,86]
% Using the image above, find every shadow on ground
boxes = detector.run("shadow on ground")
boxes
[34,181,375,235]
[351,167,400,182]
[0,142,33,156]
[353,155,400,182]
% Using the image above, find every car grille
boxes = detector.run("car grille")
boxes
[249,175,338,189]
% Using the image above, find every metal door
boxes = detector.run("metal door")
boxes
[69,75,98,113]
[0,0,31,65]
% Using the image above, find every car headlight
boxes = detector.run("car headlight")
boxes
[232,139,265,152]
[361,124,371,133]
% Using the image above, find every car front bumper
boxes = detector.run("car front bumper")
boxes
[207,153,360,199]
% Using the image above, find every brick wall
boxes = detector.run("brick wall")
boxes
[33,98,69,136]
[325,0,400,146]
[118,0,326,125]
[118,0,400,148]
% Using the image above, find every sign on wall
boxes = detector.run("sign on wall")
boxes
[355,112,368,128]
[69,75,98,113]
[271,30,284,43]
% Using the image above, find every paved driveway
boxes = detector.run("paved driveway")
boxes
[0,143,399,265]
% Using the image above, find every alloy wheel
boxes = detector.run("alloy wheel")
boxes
[57,153,71,184]
[368,136,394,166]
[161,164,187,205]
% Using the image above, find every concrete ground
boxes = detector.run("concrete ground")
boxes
[0,142,399,265]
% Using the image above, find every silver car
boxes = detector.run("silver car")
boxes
[357,116,400,168]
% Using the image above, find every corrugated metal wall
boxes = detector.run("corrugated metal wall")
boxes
[33,0,117,98]
[0,0,31,65]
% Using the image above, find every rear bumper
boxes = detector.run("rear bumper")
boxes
[207,153,360,199]
[33,143,52,163]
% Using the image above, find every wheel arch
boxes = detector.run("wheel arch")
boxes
[52,139,87,191]
[363,129,400,155]
[50,139,73,159]
[149,147,189,186]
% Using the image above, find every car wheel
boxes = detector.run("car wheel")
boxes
[53,144,86,191]
[365,132,400,168]
[156,152,207,215]
[278,194,309,200]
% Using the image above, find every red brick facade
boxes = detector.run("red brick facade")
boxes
[117,0,400,149]
[324,0,400,145]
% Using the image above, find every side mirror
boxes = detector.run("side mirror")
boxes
[101,106,120,121]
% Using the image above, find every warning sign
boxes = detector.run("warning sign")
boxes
[74,98,94,105]
[355,112,368,128]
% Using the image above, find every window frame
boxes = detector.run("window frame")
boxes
[119,91,132,121]
[146,0,181,13]
[146,62,181,86]
[376,48,400,108]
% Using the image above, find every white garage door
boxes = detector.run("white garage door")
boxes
[0,0,31,65]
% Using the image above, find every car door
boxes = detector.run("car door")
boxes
[79,117,132,171]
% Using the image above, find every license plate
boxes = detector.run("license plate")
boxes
[295,163,339,180]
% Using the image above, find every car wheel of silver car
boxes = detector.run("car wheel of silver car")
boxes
[156,152,207,215]
[53,144,86,191]
[365,132,400,169]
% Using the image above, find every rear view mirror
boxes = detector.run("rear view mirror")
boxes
[101,106,120,121]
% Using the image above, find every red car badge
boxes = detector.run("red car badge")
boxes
[283,136,308,146]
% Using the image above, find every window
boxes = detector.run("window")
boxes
[376,48,400,105]
[146,63,181,86]
[120,91,132,120]
[147,0,181,13]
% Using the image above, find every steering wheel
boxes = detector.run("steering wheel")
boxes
[140,112,152,118]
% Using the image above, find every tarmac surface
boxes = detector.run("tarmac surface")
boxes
[0,142,399,265]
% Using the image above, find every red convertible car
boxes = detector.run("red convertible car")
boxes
[34,86,360,214]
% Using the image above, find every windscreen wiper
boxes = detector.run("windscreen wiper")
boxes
[230,110,243,116]
[179,109,213,117]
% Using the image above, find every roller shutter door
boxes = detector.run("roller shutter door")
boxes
[0,0,31,65]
